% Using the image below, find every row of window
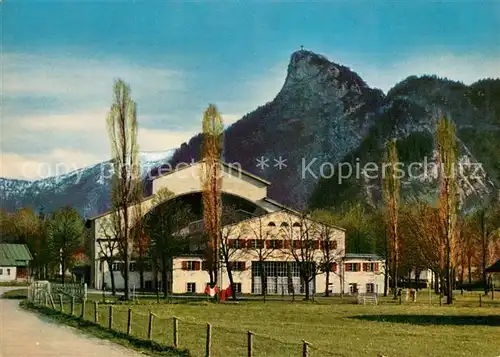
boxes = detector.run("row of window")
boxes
[182,261,247,271]
[109,261,379,273]
[345,263,379,272]
[0,268,11,276]
[228,239,337,250]
[186,282,242,293]
[267,221,301,227]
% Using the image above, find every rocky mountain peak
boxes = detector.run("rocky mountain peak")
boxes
[284,49,371,97]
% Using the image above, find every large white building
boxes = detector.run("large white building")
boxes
[86,161,385,296]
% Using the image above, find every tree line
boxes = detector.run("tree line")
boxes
[0,206,88,283]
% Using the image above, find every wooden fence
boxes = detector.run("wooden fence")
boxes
[36,298,343,357]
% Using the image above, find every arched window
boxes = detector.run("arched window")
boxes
[267,222,276,227]
[292,222,301,227]
[280,222,289,227]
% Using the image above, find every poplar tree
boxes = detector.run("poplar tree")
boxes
[436,115,458,304]
[201,104,224,291]
[382,139,400,299]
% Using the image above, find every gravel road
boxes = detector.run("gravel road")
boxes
[0,287,144,357]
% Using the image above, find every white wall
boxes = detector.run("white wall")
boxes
[102,271,156,290]
[0,266,17,282]
[342,260,386,295]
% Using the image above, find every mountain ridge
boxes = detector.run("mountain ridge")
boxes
[1,50,498,217]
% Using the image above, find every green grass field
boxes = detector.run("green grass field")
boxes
[48,293,500,357]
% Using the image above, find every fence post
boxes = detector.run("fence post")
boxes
[108,305,113,329]
[71,297,75,316]
[479,294,482,307]
[302,340,310,357]
[173,317,178,347]
[205,323,212,357]
[148,312,154,340]
[127,308,132,335]
[81,298,86,318]
[59,294,64,312]
[247,331,253,357]
[94,302,99,323]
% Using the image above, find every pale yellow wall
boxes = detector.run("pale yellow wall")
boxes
[342,259,386,294]
[152,162,268,202]
[223,210,346,260]
[172,257,210,293]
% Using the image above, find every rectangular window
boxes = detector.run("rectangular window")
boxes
[129,262,137,272]
[345,263,360,272]
[230,261,246,271]
[270,240,283,249]
[329,241,337,249]
[364,263,375,272]
[349,283,358,294]
[183,261,200,270]
[233,282,242,293]
[186,282,196,293]
[366,283,374,293]
[234,240,241,249]
[111,262,122,271]
[0,268,3,275]
[6,269,11,276]
[251,240,258,249]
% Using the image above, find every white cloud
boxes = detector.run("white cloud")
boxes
[1,126,197,179]
[2,107,200,179]
[2,52,184,101]
[138,127,196,152]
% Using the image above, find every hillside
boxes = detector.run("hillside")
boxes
[309,76,500,210]
[0,151,175,218]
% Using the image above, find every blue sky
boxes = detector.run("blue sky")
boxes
[2,0,499,179]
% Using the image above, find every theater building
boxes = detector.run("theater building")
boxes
[86,160,385,296]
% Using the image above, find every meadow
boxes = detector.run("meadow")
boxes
[47,293,500,357]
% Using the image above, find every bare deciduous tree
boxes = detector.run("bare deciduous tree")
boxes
[311,210,345,297]
[242,215,276,299]
[106,79,142,300]
[144,187,193,298]
[97,215,120,295]
[280,212,321,301]
[219,205,246,300]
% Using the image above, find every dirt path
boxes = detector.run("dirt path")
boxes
[0,288,144,357]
